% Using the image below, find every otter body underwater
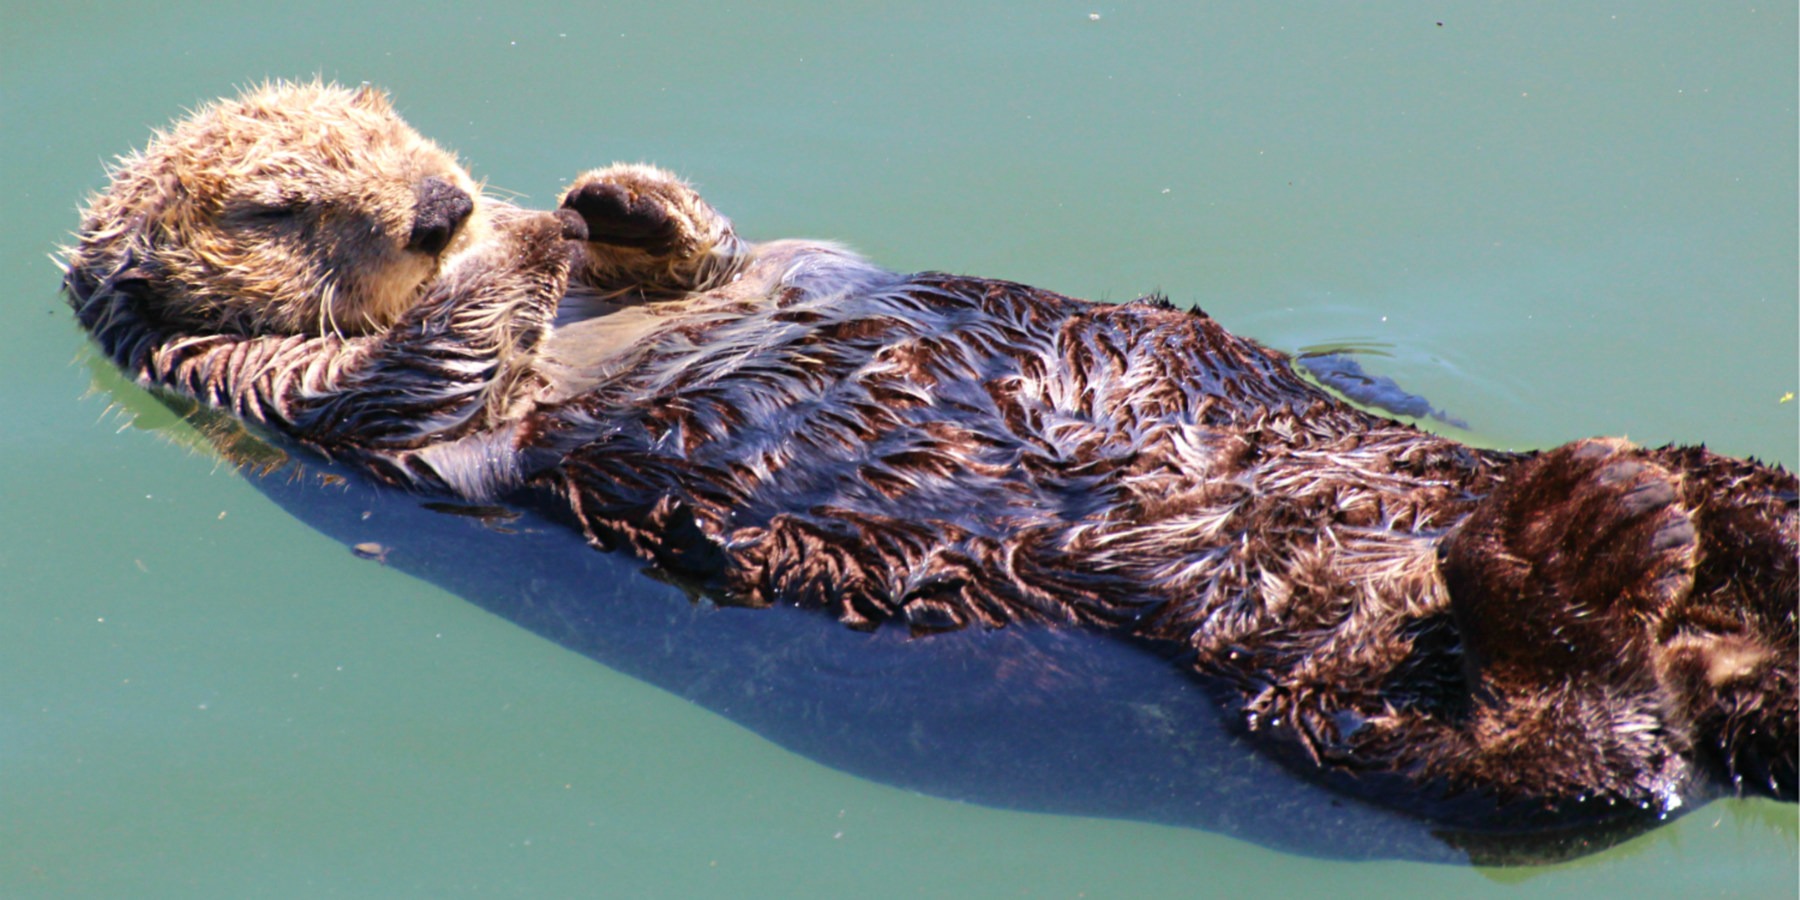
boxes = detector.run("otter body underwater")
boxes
[63,83,1797,855]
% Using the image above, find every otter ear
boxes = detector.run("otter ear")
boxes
[350,83,393,113]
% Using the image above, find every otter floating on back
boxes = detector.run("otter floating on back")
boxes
[62,82,1797,843]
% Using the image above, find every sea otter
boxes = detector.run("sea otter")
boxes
[62,83,1797,841]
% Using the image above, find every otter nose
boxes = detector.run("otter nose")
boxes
[407,176,474,256]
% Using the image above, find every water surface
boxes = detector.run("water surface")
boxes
[4,3,1795,896]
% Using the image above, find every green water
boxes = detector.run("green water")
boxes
[5,2,1795,896]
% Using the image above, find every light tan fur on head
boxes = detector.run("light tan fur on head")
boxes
[67,80,488,336]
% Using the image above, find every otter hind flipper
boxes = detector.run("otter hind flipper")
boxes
[1427,439,1710,810]
[1442,438,1697,689]
[1438,438,1798,806]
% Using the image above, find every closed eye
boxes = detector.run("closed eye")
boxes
[227,200,305,224]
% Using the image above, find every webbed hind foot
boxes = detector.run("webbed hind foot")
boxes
[1442,437,1696,688]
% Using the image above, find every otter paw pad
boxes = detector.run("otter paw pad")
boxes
[562,180,679,251]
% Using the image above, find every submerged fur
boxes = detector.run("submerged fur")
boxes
[64,86,1799,837]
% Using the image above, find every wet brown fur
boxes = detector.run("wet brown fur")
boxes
[63,85,1798,835]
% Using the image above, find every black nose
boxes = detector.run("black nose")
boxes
[407,176,474,256]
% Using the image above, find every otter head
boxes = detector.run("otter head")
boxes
[65,80,484,336]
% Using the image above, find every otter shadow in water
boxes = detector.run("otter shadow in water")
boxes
[152,394,1663,866]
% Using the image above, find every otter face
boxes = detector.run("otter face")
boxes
[68,81,484,336]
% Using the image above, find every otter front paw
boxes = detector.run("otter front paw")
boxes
[557,164,745,294]
[562,177,684,253]
[560,164,723,257]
